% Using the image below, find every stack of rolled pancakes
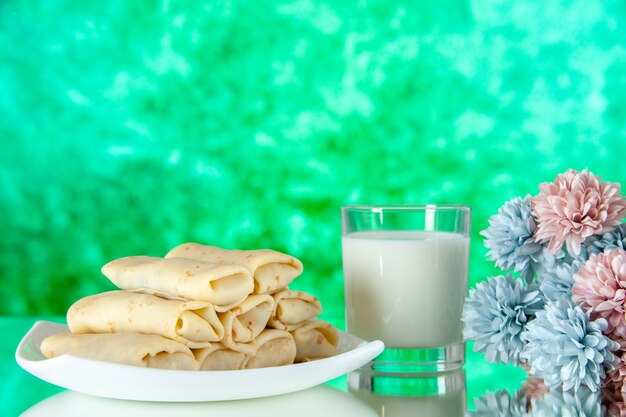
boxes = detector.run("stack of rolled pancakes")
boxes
[40,243,338,371]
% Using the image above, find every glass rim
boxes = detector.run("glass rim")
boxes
[341,204,470,212]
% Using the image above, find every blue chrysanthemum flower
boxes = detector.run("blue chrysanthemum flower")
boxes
[577,223,626,263]
[471,389,527,417]
[482,196,546,282]
[537,260,584,303]
[530,246,563,278]
[463,274,544,365]
[520,299,620,392]
[527,386,603,417]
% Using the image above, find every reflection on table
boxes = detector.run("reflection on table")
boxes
[350,370,467,417]
[21,371,472,417]
[21,385,377,417]
[469,376,624,417]
[21,361,622,416]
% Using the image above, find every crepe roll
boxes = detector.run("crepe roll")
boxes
[291,320,338,362]
[165,243,303,294]
[67,291,224,348]
[193,343,248,371]
[244,329,296,369]
[267,290,323,331]
[40,332,198,370]
[101,256,254,308]
[219,294,274,354]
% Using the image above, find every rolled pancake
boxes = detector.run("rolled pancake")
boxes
[101,256,254,309]
[244,329,296,369]
[193,343,248,371]
[267,290,322,331]
[67,291,224,348]
[290,320,338,362]
[219,294,274,354]
[165,243,303,294]
[40,332,198,370]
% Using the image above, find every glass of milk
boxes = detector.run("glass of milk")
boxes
[342,204,470,378]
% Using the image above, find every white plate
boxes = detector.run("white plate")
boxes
[15,321,384,402]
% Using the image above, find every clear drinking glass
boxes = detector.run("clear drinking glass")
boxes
[342,204,471,379]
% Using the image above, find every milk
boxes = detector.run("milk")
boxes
[342,230,469,348]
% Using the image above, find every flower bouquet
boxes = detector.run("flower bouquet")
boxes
[463,169,626,409]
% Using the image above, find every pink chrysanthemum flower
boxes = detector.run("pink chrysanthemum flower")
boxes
[603,382,624,403]
[522,374,549,407]
[572,248,626,338]
[604,383,626,416]
[608,402,626,417]
[531,169,626,256]
[606,352,626,393]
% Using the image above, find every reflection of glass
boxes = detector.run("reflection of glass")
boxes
[349,371,467,417]
[342,205,470,375]
[21,385,377,417]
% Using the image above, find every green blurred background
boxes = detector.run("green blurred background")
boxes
[3,0,626,323]
[6,0,626,407]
